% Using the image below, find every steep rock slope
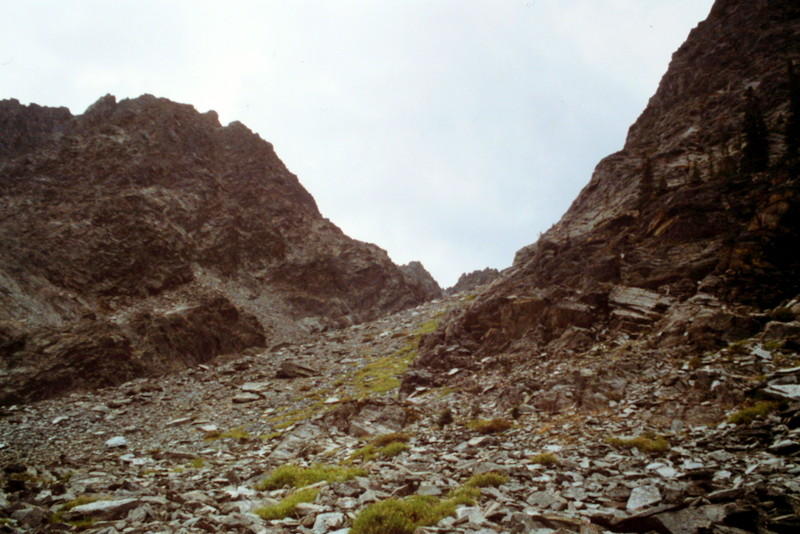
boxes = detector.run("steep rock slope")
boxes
[416,0,800,372]
[0,94,441,404]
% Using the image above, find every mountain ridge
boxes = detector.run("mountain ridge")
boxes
[0,94,442,404]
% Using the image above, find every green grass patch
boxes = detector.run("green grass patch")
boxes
[206,426,252,441]
[726,401,779,425]
[188,458,205,469]
[349,442,410,462]
[255,464,366,491]
[350,491,472,534]
[464,472,508,488]
[254,487,319,520]
[467,418,513,435]
[607,434,670,454]
[51,495,104,524]
[415,319,440,335]
[371,432,413,447]
[529,453,559,466]
[352,349,415,396]
[349,433,413,462]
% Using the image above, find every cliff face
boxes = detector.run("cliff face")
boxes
[415,0,800,371]
[0,94,441,404]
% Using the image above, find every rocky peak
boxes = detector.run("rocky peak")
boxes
[415,0,800,368]
[446,267,501,295]
[398,261,443,301]
[0,99,71,160]
[0,94,438,404]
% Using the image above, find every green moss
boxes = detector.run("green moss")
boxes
[727,401,778,425]
[467,418,513,435]
[255,487,319,520]
[415,319,440,335]
[529,453,559,466]
[51,495,104,524]
[352,349,415,395]
[447,486,480,505]
[188,458,205,469]
[349,433,413,462]
[206,426,252,441]
[255,464,366,491]
[607,434,670,454]
[379,442,410,458]
[350,494,460,534]
[371,432,413,447]
[464,472,508,488]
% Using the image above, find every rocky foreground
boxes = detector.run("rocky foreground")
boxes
[1,292,798,533]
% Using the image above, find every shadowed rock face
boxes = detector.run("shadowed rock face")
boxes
[0,94,440,404]
[415,0,800,369]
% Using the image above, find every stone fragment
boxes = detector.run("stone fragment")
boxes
[105,436,128,448]
[241,382,271,393]
[166,417,193,426]
[232,392,262,403]
[63,498,140,520]
[269,423,322,461]
[417,483,442,496]
[626,485,662,512]
[769,439,800,455]
[11,506,47,528]
[276,361,318,379]
[764,384,800,401]
[313,512,345,533]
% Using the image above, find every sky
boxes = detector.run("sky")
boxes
[1,0,715,288]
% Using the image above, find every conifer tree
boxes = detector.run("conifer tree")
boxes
[740,87,769,174]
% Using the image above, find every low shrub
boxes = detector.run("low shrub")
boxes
[726,401,778,425]
[529,452,559,466]
[350,491,473,534]
[464,472,508,488]
[255,464,365,491]
[254,487,319,520]
[467,418,513,435]
[607,434,670,454]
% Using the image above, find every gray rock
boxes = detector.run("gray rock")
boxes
[64,498,140,520]
[417,483,443,496]
[626,485,662,512]
[269,423,322,461]
[11,505,47,528]
[232,392,262,403]
[313,512,346,533]
[241,382,271,393]
[104,436,128,448]
[276,361,318,379]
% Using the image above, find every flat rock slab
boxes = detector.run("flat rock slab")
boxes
[63,498,140,520]
[232,392,262,403]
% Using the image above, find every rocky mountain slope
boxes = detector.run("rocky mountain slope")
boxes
[415,0,800,372]
[2,0,800,533]
[0,293,798,533]
[0,95,441,405]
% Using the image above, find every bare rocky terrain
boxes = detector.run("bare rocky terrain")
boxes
[2,0,800,532]
[0,95,441,405]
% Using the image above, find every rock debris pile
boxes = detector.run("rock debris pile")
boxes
[0,293,799,533]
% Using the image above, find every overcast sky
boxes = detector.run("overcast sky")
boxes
[2,0,715,287]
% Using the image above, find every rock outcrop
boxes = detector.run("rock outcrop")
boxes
[446,267,501,295]
[0,94,439,404]
[399,261,443,301]
[415,0,800,370]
